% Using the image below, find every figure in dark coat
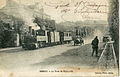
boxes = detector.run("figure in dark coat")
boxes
[91,36,99,57]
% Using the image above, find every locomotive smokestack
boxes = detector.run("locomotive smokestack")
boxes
[29,26,32,35]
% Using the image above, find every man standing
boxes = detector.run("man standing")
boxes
[91,36,99,57]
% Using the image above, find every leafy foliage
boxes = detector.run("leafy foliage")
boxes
[109,0,119,60]
[0,12,25,48]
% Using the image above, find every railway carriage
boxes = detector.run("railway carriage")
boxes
[50,31,55,44]
[63,32,72,43]
[22,29,72,50]
[54,31,60,44]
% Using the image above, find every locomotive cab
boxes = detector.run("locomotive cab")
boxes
[36,30,48,47]
[22,34,38,50]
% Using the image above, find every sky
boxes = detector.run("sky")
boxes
[0,0,109,23]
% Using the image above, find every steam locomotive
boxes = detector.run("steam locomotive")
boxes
[22,29,72,50]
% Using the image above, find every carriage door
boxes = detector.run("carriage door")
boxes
[47,31,51,44]
[59,32,64,44]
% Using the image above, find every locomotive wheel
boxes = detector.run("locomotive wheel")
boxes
[39,42,44,48]
[28,44,36,50]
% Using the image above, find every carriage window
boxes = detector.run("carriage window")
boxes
[64,33,68,36]
[67,33,69,36]
[69,33,71,36]
[36,30,45,36]
[64,32,71,36]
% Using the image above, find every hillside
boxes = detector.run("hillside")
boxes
[56,20,108,32]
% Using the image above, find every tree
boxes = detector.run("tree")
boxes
[0,12,25,47]
[109,0,119,62]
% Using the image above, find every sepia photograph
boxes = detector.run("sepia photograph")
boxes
[0,0,119,77]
